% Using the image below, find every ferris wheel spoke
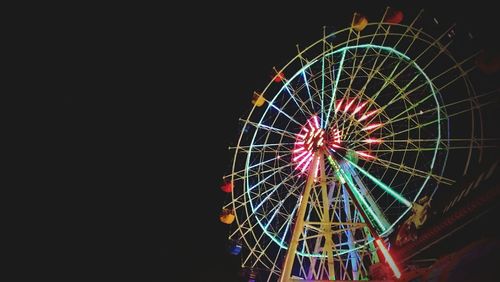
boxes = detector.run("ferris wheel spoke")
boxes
[242,119,298,139]
[251,173,301,212]
[339,49,400,139]
[326,155,390,235]
[246,163,292,182]
[234,178,306,254]
[252,172,306,219]
[341,12,392,104]
[247,163,296,193]
[225,152,292,181]
[283,82,315,118]
[272,66,316,119]
[346,114,440,145]
[347,25,459,127]
[357,152,454,186]
[325,49,346,128]
[341,59,410,140]
[268,103,304,127]
[349,8,424,103]
[338,155,414,208]
[242,192,305,264]
[297,53,317,113]
[363,145,495,153]
[379,119,442,141]
[230,142,295,150]
[390,62,476,121]
[320,57,327,128]
[237,148,292,156]
[359,52,478,129]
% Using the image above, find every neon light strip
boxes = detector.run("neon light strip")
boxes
[358,110,377,122]
[345,99,355,112]
[363,138,382,144]
[293,147,305,153]
[313,115,320,128]
[301,155,314,173]
[352,101,367,115]
[345,160,412,207]
[356,151,374,159]
[293,150,309,161]
[362,123,382,131]
[326,156,386,232]
[297,153,313,170]
[325,49,346,127]
[375,239,401,279]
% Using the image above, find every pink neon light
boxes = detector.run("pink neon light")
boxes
[375,239,401,279]
[292,116,327,174]
[293,147,305,153]
[301,155,314,173]
[356,151,375,159]
[359,110,377,122]
[335,99,344,113]
[293,150,309,161]
[297,153,312,170]
[344,99,355,112]
[313,115,320,128]
[363,138,382,144]
[352,101,368,115]
[363,123,382,131]
[297,155,310,169]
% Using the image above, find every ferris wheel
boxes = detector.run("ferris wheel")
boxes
[219,8,499,281]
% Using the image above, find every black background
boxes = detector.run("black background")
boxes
[65,2,499,281]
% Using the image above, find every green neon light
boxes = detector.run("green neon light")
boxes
[326,156,386,233]
[345,159,412,208]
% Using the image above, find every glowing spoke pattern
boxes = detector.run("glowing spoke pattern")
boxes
[343,156,412,207]
[292,116,325,174]
[222,8,497,281]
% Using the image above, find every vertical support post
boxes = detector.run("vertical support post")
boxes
[280,154,320,282]
[319,154,335,280]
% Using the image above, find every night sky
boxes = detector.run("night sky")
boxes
[66,2,498,281]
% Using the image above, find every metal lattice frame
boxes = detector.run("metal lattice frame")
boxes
[223,8,499,281]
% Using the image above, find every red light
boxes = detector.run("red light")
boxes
[292,116,325,174]
[344,99,355,112]
[220,182,233,193]
[363,138,382,144]
[335,99,344,113]
[359,110,378,122]
[363,123,382,131]
[352,101,368,115]
[356,151,375,159]
[375,239,401,279]
[273,71,285,82]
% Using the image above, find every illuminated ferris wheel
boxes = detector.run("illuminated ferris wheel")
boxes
[219,8,498,281]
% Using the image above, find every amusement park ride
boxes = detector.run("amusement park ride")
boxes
[218,7,499,281]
